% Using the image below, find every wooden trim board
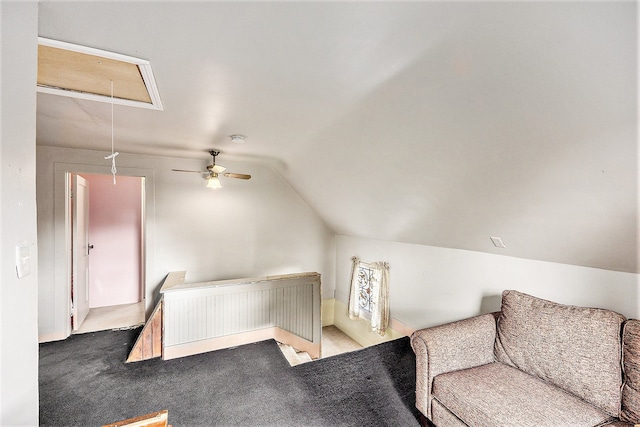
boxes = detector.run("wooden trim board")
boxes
[126,297,163,363]
[102,410,169,427]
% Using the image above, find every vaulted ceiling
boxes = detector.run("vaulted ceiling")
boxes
[36,1,638,273]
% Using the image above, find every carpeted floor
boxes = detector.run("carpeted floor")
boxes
[39,328,421,426]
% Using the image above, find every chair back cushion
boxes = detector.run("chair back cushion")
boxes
[494,290,625,417]
[621,319,640,422]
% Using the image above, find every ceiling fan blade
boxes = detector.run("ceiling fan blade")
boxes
[172,169,207,174]
[223,172,251,180]
[211,165,226,174]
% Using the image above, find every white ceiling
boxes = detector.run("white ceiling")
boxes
[37,1,638,273]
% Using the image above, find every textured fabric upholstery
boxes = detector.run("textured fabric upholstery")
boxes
[431,399,468,427]
[622,319,640,423]
[494,290,624,417]
[410,313,497,418]
[433,362,614,427]
[411,291,636,425]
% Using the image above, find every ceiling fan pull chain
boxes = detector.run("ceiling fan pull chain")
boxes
[105,152,119,185]
[103,80,118,185]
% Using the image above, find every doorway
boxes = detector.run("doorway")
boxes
[69,172,145,333]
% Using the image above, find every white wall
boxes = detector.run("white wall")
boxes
[0,1,39,425]
[37,146,335,342]
[336,235,640,329]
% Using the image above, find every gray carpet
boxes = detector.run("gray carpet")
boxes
[39,328,421,426]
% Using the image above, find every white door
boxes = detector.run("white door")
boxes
[72,174,91,331]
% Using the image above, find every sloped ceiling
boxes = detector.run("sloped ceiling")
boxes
[36,1,638,273]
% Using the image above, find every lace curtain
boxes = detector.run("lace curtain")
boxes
[348,256,390,336]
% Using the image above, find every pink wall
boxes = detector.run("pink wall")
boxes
[83,174,142,308]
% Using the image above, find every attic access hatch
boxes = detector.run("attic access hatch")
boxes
[37,37,163,110]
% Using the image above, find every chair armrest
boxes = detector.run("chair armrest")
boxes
[410,313,498,419]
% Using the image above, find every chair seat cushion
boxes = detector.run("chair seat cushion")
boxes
[432,362,614,427]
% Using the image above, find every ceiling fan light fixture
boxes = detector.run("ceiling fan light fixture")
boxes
[173,150,250,187]
[230,134,246,144]
[206,175,222,189]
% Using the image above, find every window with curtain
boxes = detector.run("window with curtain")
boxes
[348,256,390,336]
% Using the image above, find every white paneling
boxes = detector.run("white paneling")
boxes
[163,274,320,348]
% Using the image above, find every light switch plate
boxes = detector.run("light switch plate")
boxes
[16,244,31,278]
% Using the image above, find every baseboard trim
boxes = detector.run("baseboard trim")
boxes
[38,331,69,343]
[331,299,415,348]
[163,326,320,360]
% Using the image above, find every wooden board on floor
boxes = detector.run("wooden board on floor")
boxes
[102,410,169,427]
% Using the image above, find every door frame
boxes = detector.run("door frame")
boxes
[54,162,155,339]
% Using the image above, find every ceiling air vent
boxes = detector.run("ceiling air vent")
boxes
[37,37,163,110]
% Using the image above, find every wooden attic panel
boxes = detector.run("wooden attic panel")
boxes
[37,44,152,104]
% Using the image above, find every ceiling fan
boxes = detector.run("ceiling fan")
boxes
[172,150,251,189]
